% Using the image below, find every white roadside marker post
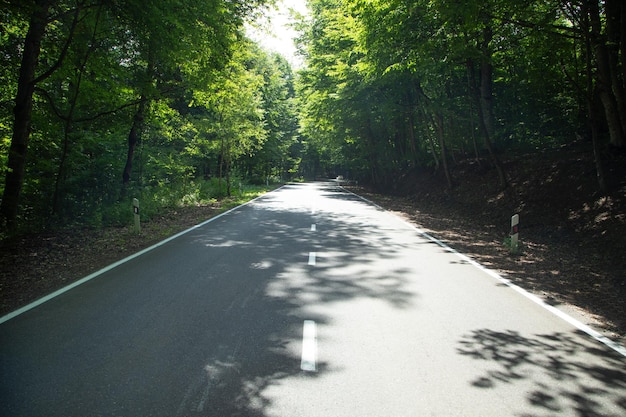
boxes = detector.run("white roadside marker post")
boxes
[510,213,520,253]
[133,198,140,233]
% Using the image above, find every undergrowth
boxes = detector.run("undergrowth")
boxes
[0,178,281,239]
[97,178,278,228]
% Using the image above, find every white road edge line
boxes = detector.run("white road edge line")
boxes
[339,185,626,358]
[301,320,317,372]
[308,252,316,266]
[0,188,282,325]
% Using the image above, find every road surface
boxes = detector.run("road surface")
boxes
[1,182,625,416]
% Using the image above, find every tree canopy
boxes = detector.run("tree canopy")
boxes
[295,0,625,192]
[1,0,625,234]
[0,0,301,233]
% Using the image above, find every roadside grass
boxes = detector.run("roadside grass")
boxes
[503,236,524,255]
[100,179,280,229]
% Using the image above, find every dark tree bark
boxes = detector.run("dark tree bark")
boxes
[589,87,609,193]
[478,27,507,189]
[466,63,481,164]
[588,0,625,147]
[0,0,53,230]
[583,1,610,193]
[433,113,453,189]
[413,81,439,169]
[468,56,508,189]
[52,6,102,216]
[604,0,626,138]
[122,98,147,184]
[1,1,82,229]
[620,1,626,97]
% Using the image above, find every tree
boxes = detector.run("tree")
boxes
[296,0,374,181]
[184,39,284,195]
[112,0,260,186]
[0,0,273,231]
[1,0,84,229]
[244,51,299,182]
[586,0,625,148]
[296,0,612,193]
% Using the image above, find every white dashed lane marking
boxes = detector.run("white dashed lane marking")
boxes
[301,320,317,372]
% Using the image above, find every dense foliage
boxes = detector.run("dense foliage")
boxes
[0,0,301,233]
[295,0,626,192]
[2,0,625,235]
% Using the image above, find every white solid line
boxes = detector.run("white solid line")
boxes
[311,224,316,232]
[339,185,626,358]
[408,227,626,357]
[301,320,317,372]
[308,252,316,266]
[0,189,281,326]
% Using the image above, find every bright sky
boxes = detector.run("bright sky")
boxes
[246,0,309,68]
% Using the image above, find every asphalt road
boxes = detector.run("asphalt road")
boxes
[1,182,625,417]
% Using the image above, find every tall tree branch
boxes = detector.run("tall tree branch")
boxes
[33,2,83,84]
[35,87,147,123]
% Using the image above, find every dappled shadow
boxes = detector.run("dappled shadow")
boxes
[1,182,425,417]
[164,182,420,416]
[352,186,626,335]
[458,328,626,417]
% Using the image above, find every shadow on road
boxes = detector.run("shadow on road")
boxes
[7,183,624,417]
[457,328,626,417]
[172,182,419,416]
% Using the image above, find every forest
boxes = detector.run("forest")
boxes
[1,0,299,235]
[1,0,625,236]
[296,0,625,192]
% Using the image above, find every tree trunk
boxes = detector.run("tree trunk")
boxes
[466,63,481,163]
[53,8,101,216]
[407,109,419,167]
[468,58,508,189]
[225,138,232,197]
[122,98,147,184]
[434,113,453,189]
[589,0,625,147]
[620,1,626,97]
[582,3,610,193]
[590,88,609,193]
[0,0,52,230]
[218,136,225,195]
[479,28,496,141]
[605,0,626,137]
[52,104,76,216]
[413,81,439,169]
[226,163,232,196]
